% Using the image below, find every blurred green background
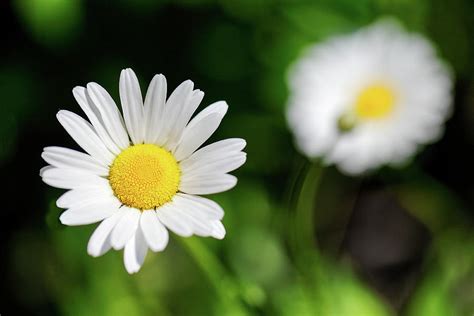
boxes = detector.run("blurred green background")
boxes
[1,0,474,315]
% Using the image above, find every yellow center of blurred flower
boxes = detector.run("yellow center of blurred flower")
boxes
[355,84,396,120]
[109,144,180,210]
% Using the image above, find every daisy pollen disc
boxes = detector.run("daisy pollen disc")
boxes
[355,84,396,120]
[109,144,180,210]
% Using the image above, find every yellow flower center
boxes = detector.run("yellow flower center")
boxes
[109,144,180,210]
[355,84,396,120]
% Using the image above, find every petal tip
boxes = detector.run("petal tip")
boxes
[87,248,100,258]
[153,73,166,81]
[56,110,66,119]
[85,82,99,90]
[72,86,85,94]
[58,213,69,225]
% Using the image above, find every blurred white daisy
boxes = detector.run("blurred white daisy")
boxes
[287,19,452,175]
[40,68,246,274]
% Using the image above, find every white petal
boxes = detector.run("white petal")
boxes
[173,101,228,161]
[166,89,204,151]
[111,207,141,250]
[179,173,237,195]
[41,167,109,190]
[56,110,115,165]
[73,86,121,155]
[119,68,144,144]
[87,210,125,257]
[181,152,246,178]
[140,210,169,252]
[56,185,114,209]
[169,197,218,237]
[190,100,228,118]
[59,198,121,226]
[180,138,246,170]
[85,82,130,149]
[42,146,109,176]
[156,203,193,237]
[123,227,148,274]
[174,193,224,220]
[143,74,167,143]
[210,220,226,239]
[39,166,53,177]
[156,80,194,146]
[172,206,213,237]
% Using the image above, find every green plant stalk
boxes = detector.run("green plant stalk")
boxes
[289,160,330,313]
[177,237,249,314]
[291,160,324,262]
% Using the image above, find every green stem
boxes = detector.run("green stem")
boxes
[177,237,249,314]
[288,160,327,313]
[290,160,324,262]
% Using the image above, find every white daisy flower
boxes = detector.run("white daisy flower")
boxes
[40,68,246,274]
[286,19,452,175]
